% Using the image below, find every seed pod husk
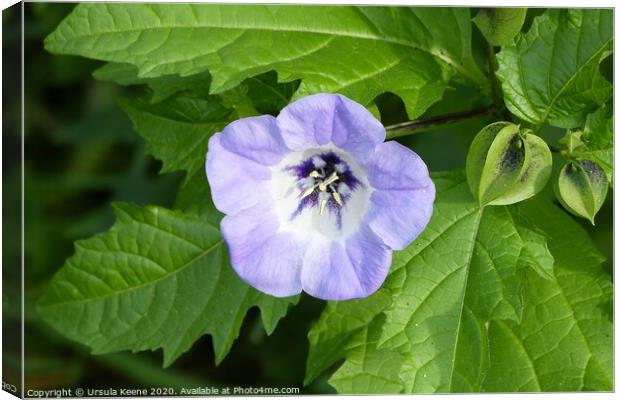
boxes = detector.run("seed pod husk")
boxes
[466,122,552,207]
[555,159,608,224]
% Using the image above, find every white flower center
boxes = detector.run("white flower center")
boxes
[269,146,371,242]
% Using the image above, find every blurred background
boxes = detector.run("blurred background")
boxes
[2,3,612,395]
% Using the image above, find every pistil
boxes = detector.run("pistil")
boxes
[332,191,343,206]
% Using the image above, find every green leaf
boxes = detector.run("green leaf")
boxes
[559,129,586,154]
[120,94,231,176]
[496,9,612,129]
[93,62,147,86]
[244,71,300,115]
[482,198,612,391]
[307,171,555,393]
[174,171,222,226]
[511,213,555,281]
[94,63,213,103]
[38,203,298,366]
[305,289,392,386]
[98,63,299,117]
[328,315,407,394]
[574,107,613,185]
[118,69,299,188]
[378,177,532,392]
[581,106,613,150]
[41,51,297,368]
[45,4,486,119]
[473,8,527,46]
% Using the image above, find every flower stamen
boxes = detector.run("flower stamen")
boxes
[319,199,327,214]
[318,191,331,215]
[301,185,316,199]
[332,191,343,206]
[318,172,339,191]
[288,151,362,220]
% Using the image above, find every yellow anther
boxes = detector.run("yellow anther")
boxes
[318,172,339,191]
[319,199,328,215]
[325,172,339,185]
[309,170,321,178]
[332,191,343,206]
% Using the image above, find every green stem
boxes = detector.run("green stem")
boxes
[486,44,504,117]
[385,107,491,139]
[548,144,563,153]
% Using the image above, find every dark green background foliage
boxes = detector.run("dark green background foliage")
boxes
[4,4,613,394]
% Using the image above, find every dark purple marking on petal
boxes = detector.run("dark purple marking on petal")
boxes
[284,151,362,228]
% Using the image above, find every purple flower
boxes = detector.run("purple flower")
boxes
[206,93,435,300]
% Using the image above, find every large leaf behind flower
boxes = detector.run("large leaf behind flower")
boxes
[306,171,611,392]
[37,204,297,366]
[39,83,298,366]
[496,9,612,129]
[45,4,486,119]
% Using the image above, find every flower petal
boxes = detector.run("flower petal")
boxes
[221,204,303,297]
[206,133,272,215]
[277,93,385,159]
[301,226,391,300]
[365,141,435,250]
[219,115,290,165]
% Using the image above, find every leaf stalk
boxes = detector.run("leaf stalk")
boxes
[385,107,492,139]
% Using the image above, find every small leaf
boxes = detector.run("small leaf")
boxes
[473,8,527,46]
[496,9,612,128]
[120,94,231,176]
[244,71,299,115]
[37,204,298,366]
[581,106,613,150]
[556,160,608,224]
[466,122,551,206]
[218,84,260,118]
[559,130,586,154]
[510,212,555,281]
